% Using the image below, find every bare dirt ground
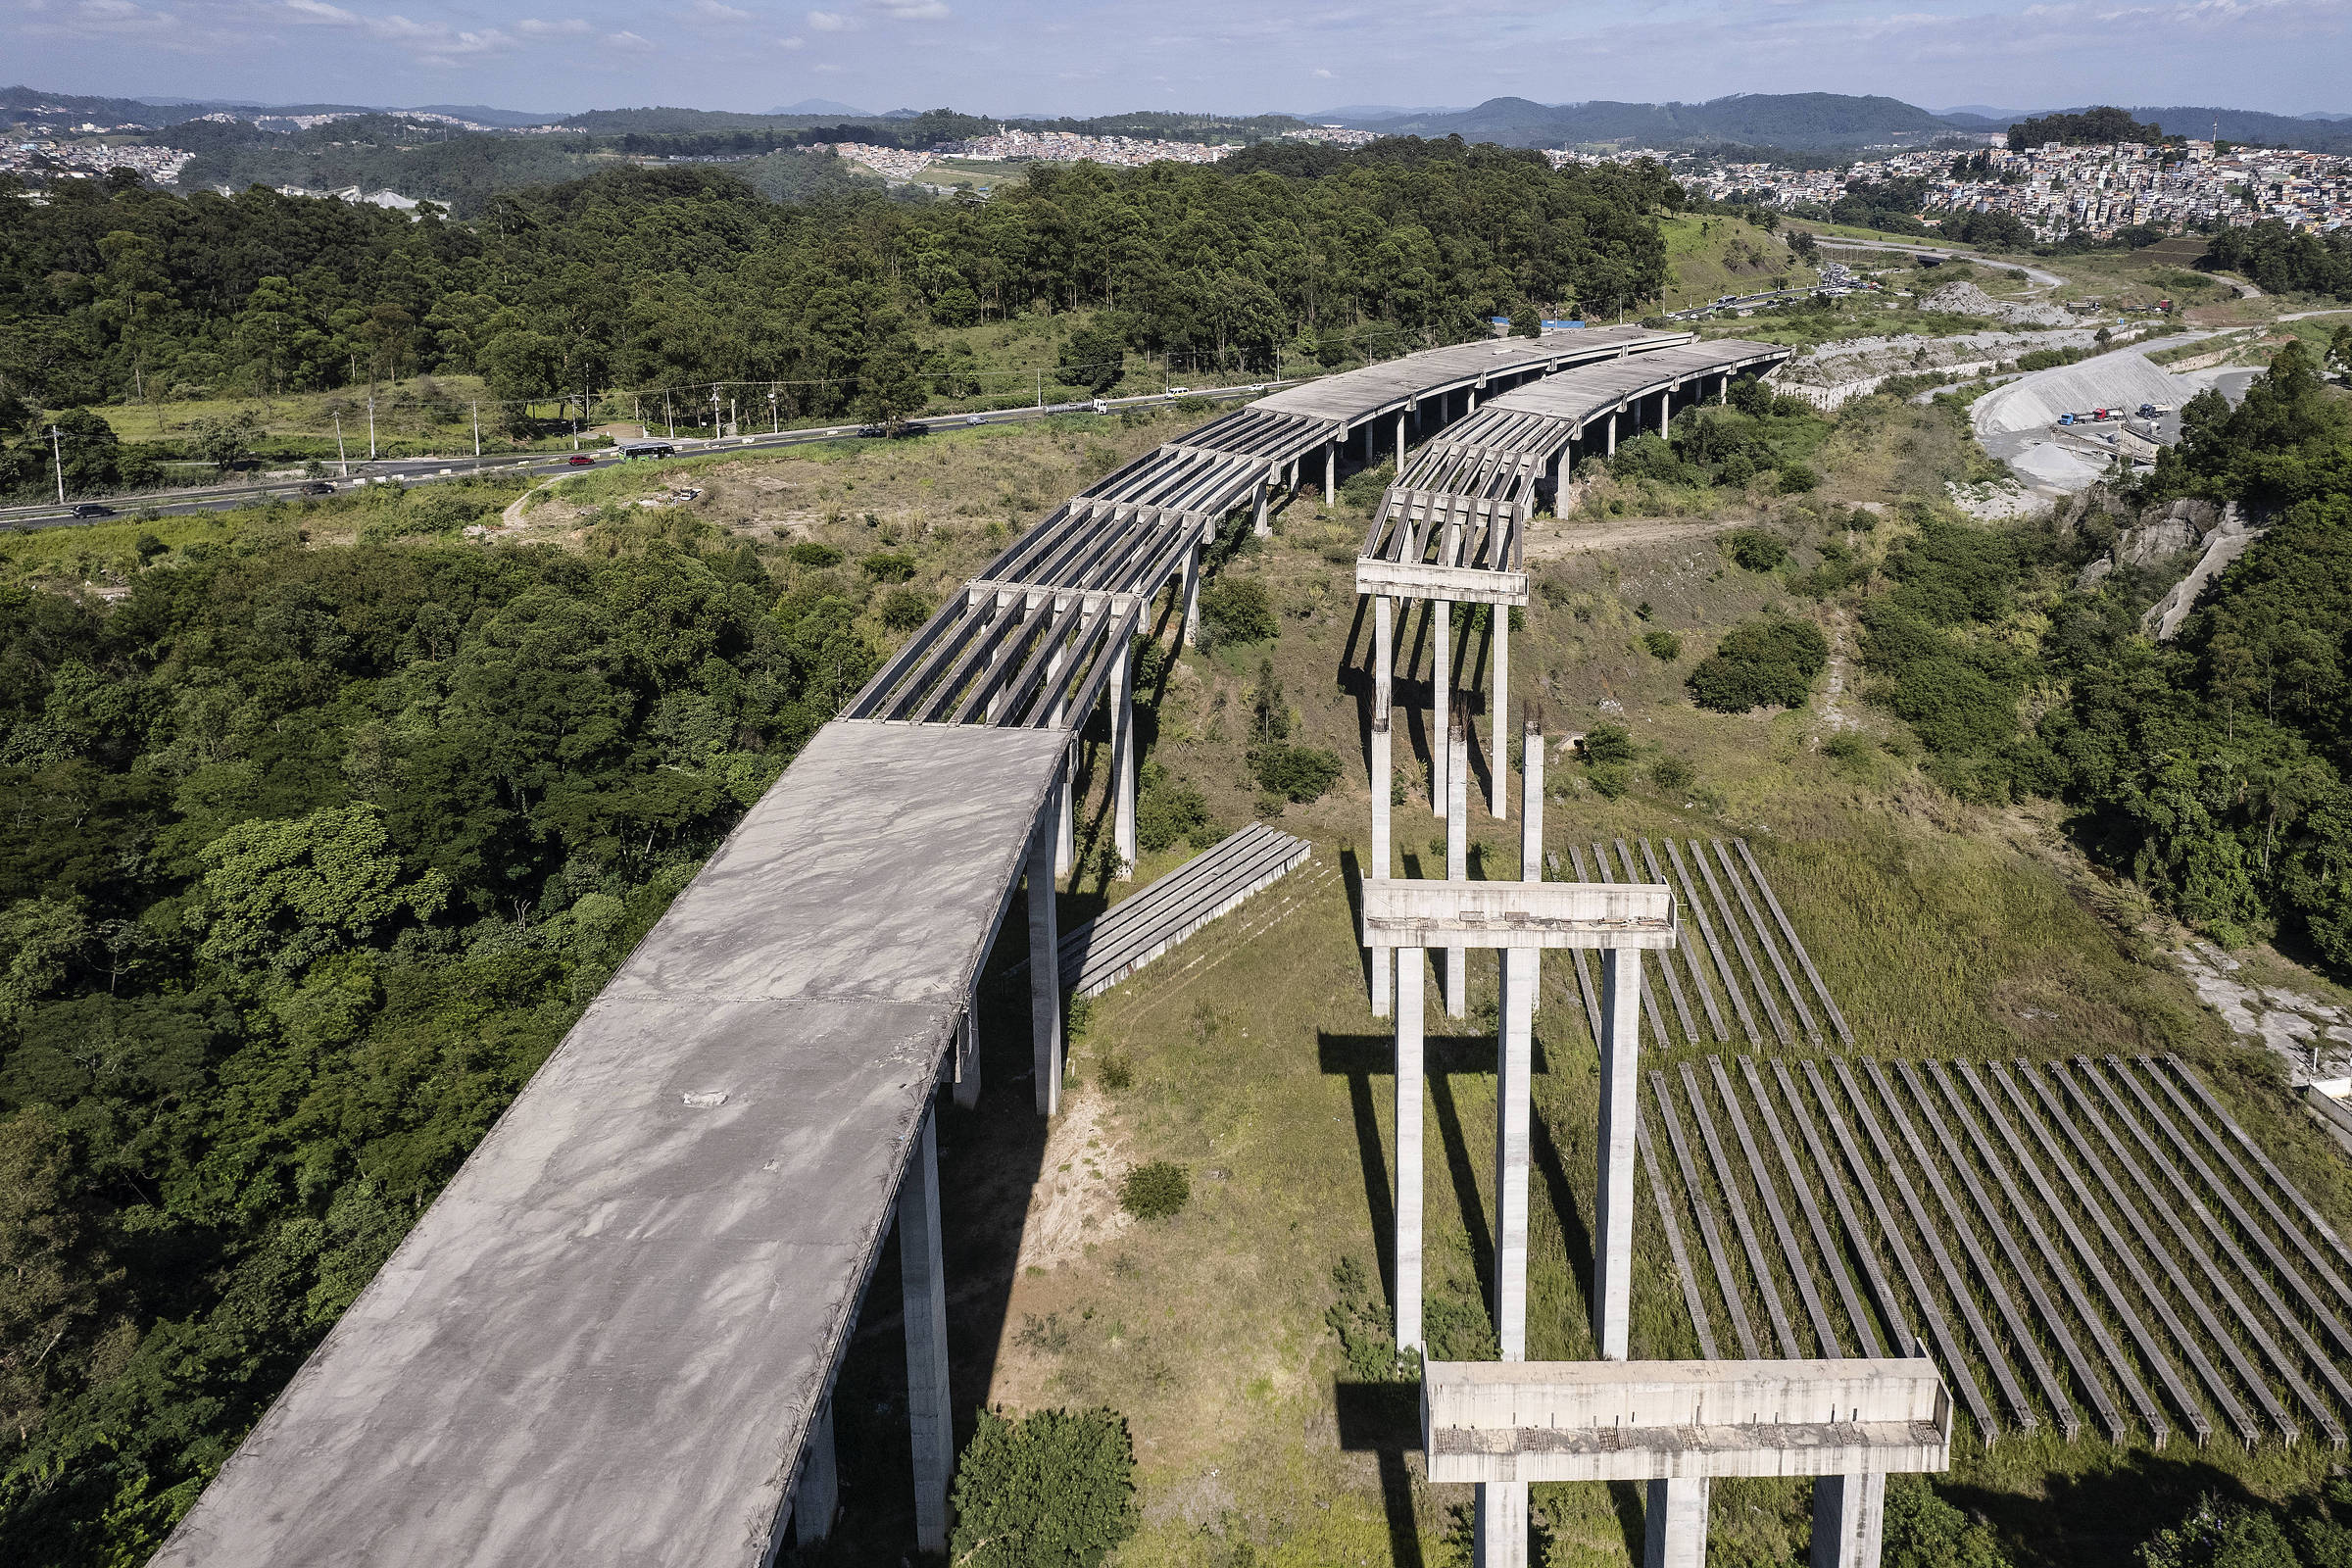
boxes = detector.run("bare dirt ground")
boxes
[1525,514,1754,558]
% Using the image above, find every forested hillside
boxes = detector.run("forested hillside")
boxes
[0,144,1672,488]
[0,506,881,1564]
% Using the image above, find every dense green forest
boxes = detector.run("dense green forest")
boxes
[2199,219,2352,302]
[0,143,1672,493]
[0,496,884,1563]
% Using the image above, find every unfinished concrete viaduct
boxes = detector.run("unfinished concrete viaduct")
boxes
[152,325,1795,1568]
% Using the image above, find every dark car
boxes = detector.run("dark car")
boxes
[300,480,335,495]
[566,454,595,466]
[72,503,116,518]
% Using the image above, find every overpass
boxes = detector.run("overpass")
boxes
[150,325,1705,1568]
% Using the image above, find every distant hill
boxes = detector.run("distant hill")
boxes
[1337,92,1973,150]
[766,98,868,116]
[413,102,567,127]
[2125,105,2352,152]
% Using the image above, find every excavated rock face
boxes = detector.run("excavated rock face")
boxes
[1919,279,2074,327]
[2116,515,2202,565]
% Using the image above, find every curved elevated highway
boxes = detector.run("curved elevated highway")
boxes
[153,326,1707,1568]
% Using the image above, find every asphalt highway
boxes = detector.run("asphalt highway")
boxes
[0,383,1286,534]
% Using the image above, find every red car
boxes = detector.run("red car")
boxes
[566,454,595,466]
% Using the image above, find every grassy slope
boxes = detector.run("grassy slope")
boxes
[46,403,2348,1566]
[1657,214,1821,311]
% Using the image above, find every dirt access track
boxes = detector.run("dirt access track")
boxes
[1526,514,1754,558]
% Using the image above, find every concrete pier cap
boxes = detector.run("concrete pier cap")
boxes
[1422,1358,1953,1486]
[1361,879,1678,950]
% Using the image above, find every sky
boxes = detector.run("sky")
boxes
[9,0,2349,119]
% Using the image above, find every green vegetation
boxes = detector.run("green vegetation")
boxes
[1118,1161,1190,1220]
[948,1406,1139,1568]
[1723,526,1789,571]
[2198,220,2352,301]
[2007,106,2168,152]
[1199,577,1277,648]
[1641,628,1683,661]
[1687,613,1830,711]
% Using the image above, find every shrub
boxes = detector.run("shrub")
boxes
[1884,1476,2010,1568]
[786,540,843,567]
[878,587,930,632]
[1096,1055,1133,1092]
[860,550,915,581]
[1641,629,1683,661]
[1253,744,1342,804]
[1652,757,1694,791]
[1883,658,2019,754]
[1327,1256,1415,1382]
[1609,432,1694,485]
[949,1406,1140,1568]
[1581,722,1637,763]
[1339,459,1395,510]
[1120,1161,1190,1219]
[1687,614,1829,712]
[1136,762,1214,854]
[1589,762,1630,799]
[1776,462,1820,493]
[1724,528,1789,572]
[1199,577,1277,646]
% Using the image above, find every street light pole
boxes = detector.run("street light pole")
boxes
[333,413,348,476]
[709,390,720,438]
[769,387,778,434]
[368,395,377,462]
[49,423,65,504]
[472,401,481,460]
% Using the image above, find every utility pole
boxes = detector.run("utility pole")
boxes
[48,423,65,504]
[1036,369,1043,409]
[334,413,348,476]
[709,389,720,438]
[664,392,674,440]
[472,401,480,460]
[729,395,737,438]
[769,387,778,434]
[368,395,377,461]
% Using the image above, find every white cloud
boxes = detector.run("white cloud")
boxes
[690,0,753,20]
[606,27,658,48]
[74,0,174,30]
[806,8,848,26]
[514,16,592,35]
[1312,67,1333,77]
[274,0,515,61]
[866,0,949,17]
[775,31,805,46]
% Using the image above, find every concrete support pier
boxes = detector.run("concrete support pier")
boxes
[793,1397,838,1545]
[898,1102,953,1554]
[952,997,981,1110]
[1395,410,1407,468]
[1432,601,1451,813]
[1395,957,1425,1354]
[1325,439,1337,505]
[1593,946,1641,1358]
[1054,748,1074,879]
[1645,1477,1710,1568]
[1446,710,1468,1019]
[1812,1473,1886,1568]
[1494,942,1534,1359]
[1521,710,1544,878]
[1112,647,1137,879]
[1252,479,1271,538]
[1476,1478,1530,1568]
[1370,595,1394,1018]
[1490,607,1510,819]
[1182,540,1201,645]
[1029,801,1063,1115]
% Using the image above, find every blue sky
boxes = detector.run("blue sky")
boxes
[9,0,2348,118]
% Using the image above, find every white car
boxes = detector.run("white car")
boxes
[1166,385,1192,397]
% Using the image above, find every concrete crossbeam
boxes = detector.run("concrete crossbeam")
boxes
[1360,881,1676,949]
[1354,558,1530,605]
[1422,1358,1953,1485]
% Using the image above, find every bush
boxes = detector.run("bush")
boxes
[1776,461,1820,493]
[1642,629,1683,661]
[1883,658,2018,754]
[1884,1476,2010,1568]
[1652,757,1694,791]
[786,540,843,567]
[1723,528,1788,572]
[1096,1055,1132,1092]
[1687,614,1829,712]
[1199,577,1277,646]
[1136,762,1214,853]
[878,587,930,631]
[1589,762,1630,799]
[1120,1160,1190,1219]
[1339,459,1395,510]
[1253,744,1342,804]
[1609,432,1694,485]
[949,1406,1139,1568]
[860,550,915,581]
[1582,723,1637,763]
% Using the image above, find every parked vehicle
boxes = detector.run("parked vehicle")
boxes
[71,503,115,517]
[300,480,335,495]
[566,455,595,466]
[1090,399,1108,415]
[2058,413,2077,425]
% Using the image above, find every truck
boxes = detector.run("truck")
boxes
[2137,402,2173,418]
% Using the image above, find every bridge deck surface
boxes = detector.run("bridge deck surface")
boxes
[1254,324,1686,422]
[155,719,1070,1568]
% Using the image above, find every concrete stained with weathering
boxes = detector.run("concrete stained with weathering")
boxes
[153,719,1071,1568]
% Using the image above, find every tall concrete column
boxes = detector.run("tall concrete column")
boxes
[1395,410,1406,468]
[1521,710,1544,878]
[1029,802,1062,1116]
[1718,372,1730,406]
[1432,600,1451,816]
[1593,946,1641,1358]
[1476,1477,1529,1568]
[1181,540,1201,646]
[1446,710,1468,1019]
[1252,478,1271,538]
[1395,954,1424,1353]
[1111,646,1136,879]
[1494,943,1533,1360]
[1489,607,1509,819]
[898,1100,953,1554]
[1370,594,1395,1019]
[794,1396,838,1545]
[1812,1473,1886,1568]
[1644,1477,1710,1568]
[1325,438,1338,506]
[1605,410,1618,457]
[953,993,982,1110]
[1054,746,1074,878]
[1656,387,1670,437]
